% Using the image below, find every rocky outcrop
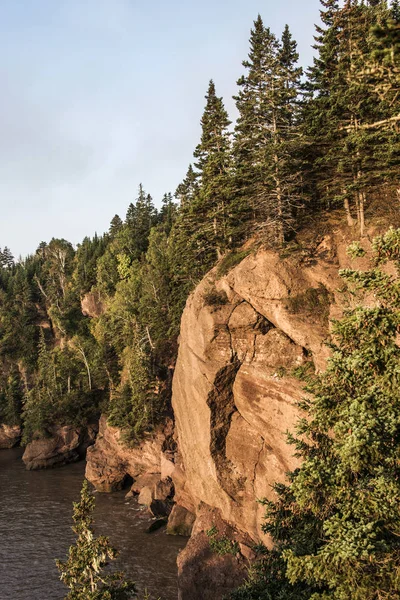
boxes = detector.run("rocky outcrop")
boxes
[22,424,98,470]
[0,424,21,449]
[86,415,175,494]
[171,233,367,597]
[81,291,105,318]
[177,504,250,600]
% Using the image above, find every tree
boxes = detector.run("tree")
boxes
[109,215,123,238]
[174,164,199,207]
[159,192,178,235]
[303,0,399,232]
[57,480,136,599]
[231,227,400,600]
[0,247,14,269]
[192,79,233,259]
[233,17,303,244]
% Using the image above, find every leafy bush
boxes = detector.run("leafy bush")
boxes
[206,526,239,556]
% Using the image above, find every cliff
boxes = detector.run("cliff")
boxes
[85,228,373,599]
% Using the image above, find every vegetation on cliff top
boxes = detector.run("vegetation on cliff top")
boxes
[0,0,399,452]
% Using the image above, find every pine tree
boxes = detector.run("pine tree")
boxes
[109,215,123,238]
[56,480,136,599]
[124,185,157,258]
[0,247,15,269]
[303,0,398,232]
[302,0,344,214]
[159,192,178,235]
[392,0,400,22]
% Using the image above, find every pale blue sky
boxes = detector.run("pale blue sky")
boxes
[0,0,321,257]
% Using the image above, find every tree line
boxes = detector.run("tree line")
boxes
[0,0,399,447]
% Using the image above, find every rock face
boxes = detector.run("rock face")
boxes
[86,415,175,493]
[172,244,343,540]
[81,291,105,318]
[0,424,21,449]
[22,424,97,470]
[171,233,366,598]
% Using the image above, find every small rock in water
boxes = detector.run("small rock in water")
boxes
[146,518,167,533]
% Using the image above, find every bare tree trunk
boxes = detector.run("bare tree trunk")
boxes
[76,344,92,391]
[359,191,366,237]
[343,193,355,227]
[272,113,284,246]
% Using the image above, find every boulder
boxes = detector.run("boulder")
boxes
[177,506,248,600]
[22,424,97,470]
[167,505,196,537]
[85,415,172,492]
[0,424,21,449]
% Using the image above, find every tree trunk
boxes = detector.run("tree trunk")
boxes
[343,195,355,227]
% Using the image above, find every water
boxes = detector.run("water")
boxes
[0,449,186,600]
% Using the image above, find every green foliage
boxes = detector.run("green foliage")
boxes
[107,335,158,445]
[290,361,315,382]
[233,16,303,244]
[22,331,102,444]
[206,526,239,556]
[56,480,137,599]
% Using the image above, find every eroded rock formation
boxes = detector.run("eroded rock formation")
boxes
[22,424,98,470]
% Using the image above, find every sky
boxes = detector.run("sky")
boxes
[0,0,322,257]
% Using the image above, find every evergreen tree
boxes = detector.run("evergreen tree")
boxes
[56,480,136,599]
[192,79,233,259]
[174,164,199,207]
[392,0,400,22]
[0,247,15,269]
[109,215,123,238]
[159,192,178,235]
[124,185,158,258]
[303,0,398,231]
[233,17,303,244]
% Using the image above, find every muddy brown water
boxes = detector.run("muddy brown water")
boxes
[0,448,186,600]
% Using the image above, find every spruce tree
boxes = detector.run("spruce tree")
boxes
[392,0,400,22]
[57,480,136,599]
[174,164,199,207]
[109,215,123,238]
[192,79,233,259]
[233,17,302,244]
